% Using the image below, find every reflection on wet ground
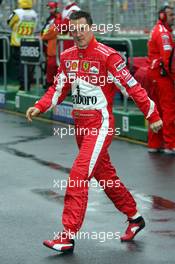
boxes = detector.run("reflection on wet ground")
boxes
[0,135,48,146]
[148,153,175,175]
[151,230,175,237]
[132,191,175,211]
[150,218,175,222]
[33,187,175,212]
[1,145,71,173]
[6,147,70,173]
[1,111,175,263]
[121,241,145,252]
[32,187,175,242]
[151,195,175,210]
[33,187,175,218]
[32,188,64,203]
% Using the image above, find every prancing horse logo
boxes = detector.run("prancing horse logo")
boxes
[83,61,90,71]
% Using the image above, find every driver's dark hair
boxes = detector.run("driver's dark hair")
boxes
[69,11,93,26]
[158,5,173,17]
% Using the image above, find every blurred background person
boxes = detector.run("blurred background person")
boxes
[147,5,175,154]
[62,0,80,27]
[61,0,80,50]
[41,1,62,88]
[7,0,38,91]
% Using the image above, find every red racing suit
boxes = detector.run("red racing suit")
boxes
[147,20,175,149]
[35,37,160,234]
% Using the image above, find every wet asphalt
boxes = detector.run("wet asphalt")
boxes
[0,110,175,264]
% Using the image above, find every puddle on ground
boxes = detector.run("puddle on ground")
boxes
[132,191,175,211]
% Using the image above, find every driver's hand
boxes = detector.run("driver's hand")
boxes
[26,107,41,122]
[150,119,163,133]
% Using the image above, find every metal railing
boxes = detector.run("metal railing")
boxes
[98,36,134,111]
[87,0,172,34]
[20,36,45,93]
[0,35,10,90]
[56,35,74,66]
[0,1,172,33]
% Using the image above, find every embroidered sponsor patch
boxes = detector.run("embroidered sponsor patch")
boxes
[127,77,137,87]
[114,62,126,72]
[65,60,79,72]
[114,61,132,82]
[163,45,172,51]
[162,34,169,39]
[65,60,71,69]
[71,60,79,71]
[90,61,100,74]
[82,61,90,71]
[119,68,131,81]
[89,66,99,74]
[80,61,100,74]
[161,34,170,46]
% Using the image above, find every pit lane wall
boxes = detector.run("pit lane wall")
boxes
[0,35,148,142]
[0,89,148,142]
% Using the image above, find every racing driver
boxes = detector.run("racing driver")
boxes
[26,11,163,253]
